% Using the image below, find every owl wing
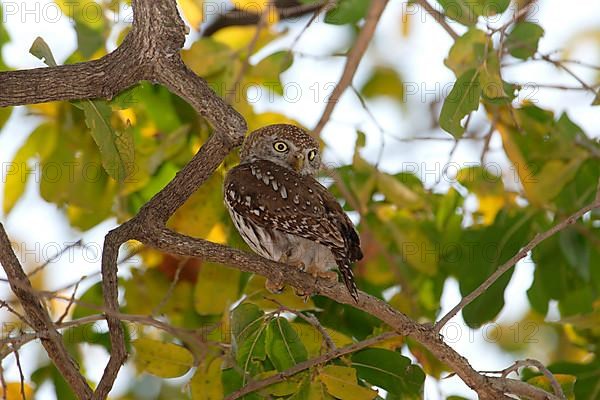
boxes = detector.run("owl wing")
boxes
[224,160,363,264]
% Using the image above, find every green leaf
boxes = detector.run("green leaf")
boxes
[376,172,423,209]
[527,374,576,400]
[221,368,262,400]
[506,22,544,59]
[194,262,240,315]
[133,338,194,378]
[74,19,105,58]
[445,28,488,76]
[592,91,600,106]
[72,281,104,319]
[265,317,308,371]
[458,210,533,326]
[351,348,425,396]
[325,0,371,25]
[361,67,405,103]
[439,69,481,138]
[318,365,377,400]
[547,359,600,399]
[436,0,510,25]
[248,51,294,95]
[231,303,267,380]
[480,49,507,99]
[76,99,135,181]
[29,36,58,67]
[559,228,590,281]
[0,106,12,131]
[436,0,478,25]
[3,123,56,214]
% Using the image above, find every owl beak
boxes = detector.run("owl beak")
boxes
[291,154,304,172]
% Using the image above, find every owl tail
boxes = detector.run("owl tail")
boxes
[338,262,359,303]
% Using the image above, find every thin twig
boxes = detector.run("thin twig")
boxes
[11,347,26,400]
[480,120,497,165]
[489,1,537,34]
[225,332,397,399]
[0,361,7,400]
[265,297,336,351]
[56,276,84,324]
[0,300,28,325]
[0,224,93,398]
[152,257,188,316]
[225,6,270,104]
[435,192,600,333]
[27,240,83,278]
[312,0,389,137]
[498,359,566,400]
[538,53,599,97]
[350,85,386,167]
[413,0,459,40]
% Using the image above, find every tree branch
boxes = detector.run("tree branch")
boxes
[226,332,398,399]
[0,224,93,399]
[500,359,566,399]
[312,0,389,137]
[413,0,459,40]
[138,226,546,400]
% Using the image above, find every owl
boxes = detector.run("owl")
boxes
[224,124,363,301]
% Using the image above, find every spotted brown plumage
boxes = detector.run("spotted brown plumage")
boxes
[224,124,363,301]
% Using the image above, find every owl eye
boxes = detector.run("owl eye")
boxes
[307,149,317,161]
[273,141,288,152]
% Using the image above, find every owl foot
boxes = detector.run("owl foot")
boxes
[265,279,285,294]
[316,270,339,286]
[293,287,312,303]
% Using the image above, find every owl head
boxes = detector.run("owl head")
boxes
[239,124,321,176]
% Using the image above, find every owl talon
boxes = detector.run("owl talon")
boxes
[265,279,285,294]
[293,286,312,300]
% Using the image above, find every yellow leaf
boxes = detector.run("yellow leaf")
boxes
[319,365,378,400]
[206,223,228,244]
[304,380,334,399]
[168,174,225,238]
[527,374,576,400]
[194,262,240,315]
[182,38,233,77]
[255,370,302,396]
[212,25,275,52]
[0,382,33,400]
[179,0,204,28]
[190,357,223,400]
[477,194,505,225]
[133,338,194,378]
[116,108,136,125]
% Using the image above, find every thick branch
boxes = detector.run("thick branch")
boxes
[139,227,519,399]
[0,224,93,399]
[312,0,389,137]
